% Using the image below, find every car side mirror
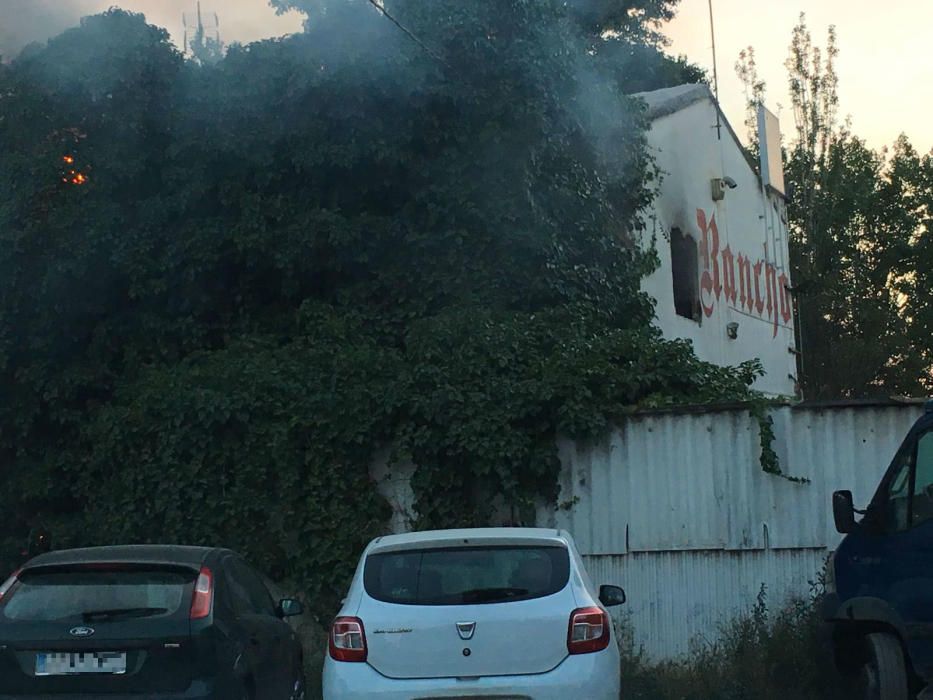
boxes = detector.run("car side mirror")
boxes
[277,598,304,618]
[598,584,626,607]
[833,490,857,534]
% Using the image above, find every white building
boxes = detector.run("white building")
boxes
[634,84,797,397]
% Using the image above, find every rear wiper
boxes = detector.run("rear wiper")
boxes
[459,587,529,603]
[81,607,169,622]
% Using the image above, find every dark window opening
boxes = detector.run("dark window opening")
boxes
[670,227,700,322]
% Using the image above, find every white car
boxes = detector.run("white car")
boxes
[322,527,625,699]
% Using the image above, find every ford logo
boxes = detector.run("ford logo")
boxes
[69,626,95,638]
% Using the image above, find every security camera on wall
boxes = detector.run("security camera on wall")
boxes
[711,177,737,201]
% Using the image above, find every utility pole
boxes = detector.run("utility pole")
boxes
[196,1,204,53]
[708,0,723,140]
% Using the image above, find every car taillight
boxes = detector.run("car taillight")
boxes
[0,569,20,603]
[329,616,367,662]
[567,606,610,654]
[189,567,214,620]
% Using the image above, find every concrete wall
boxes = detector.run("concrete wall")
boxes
[640,97,797,397]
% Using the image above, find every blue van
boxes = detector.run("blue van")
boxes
[827,403,933,699]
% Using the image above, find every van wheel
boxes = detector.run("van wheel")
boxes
[851,632,909,700]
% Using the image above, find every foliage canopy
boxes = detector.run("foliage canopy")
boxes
[737,15,933,399]
[0,2,760,615]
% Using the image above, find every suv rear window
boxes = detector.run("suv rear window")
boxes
[1,569,193,622]
[364,545,570,605]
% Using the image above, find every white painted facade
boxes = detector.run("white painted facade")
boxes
[635,85,797,397]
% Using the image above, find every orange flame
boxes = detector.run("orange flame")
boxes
[60,155,88,185]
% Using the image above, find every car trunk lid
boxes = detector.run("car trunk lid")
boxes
[0,563,200,696]
[357,540,575,679]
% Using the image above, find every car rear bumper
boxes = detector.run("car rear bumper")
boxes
[323,648,620,700]
[0,696,214,700]
[0,678,223,700]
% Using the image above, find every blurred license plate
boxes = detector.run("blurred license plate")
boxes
[36,651,127,675]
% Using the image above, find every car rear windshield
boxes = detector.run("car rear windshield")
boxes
[364,545,570,605]
[1,568,194,622]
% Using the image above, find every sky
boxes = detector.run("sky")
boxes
[664,0,933,153]
[0,0,304,61]
[1,0,929,154]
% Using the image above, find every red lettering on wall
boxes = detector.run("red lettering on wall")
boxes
[737,254,753,312]
[693,208,793,338]
[753,260,765,315]
[697,209,721,318]
[721,245,736,305]
[778,272,792,324]
[765,261,779,338]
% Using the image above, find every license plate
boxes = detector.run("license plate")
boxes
[35,652,127,675]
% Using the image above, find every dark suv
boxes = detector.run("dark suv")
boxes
[828,401,933,699]
[0,545,306,699]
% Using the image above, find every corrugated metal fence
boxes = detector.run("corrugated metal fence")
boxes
[374,401,923,659]
[541,402,922,658]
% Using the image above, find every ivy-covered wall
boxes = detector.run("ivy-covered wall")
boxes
[0,3,762,621]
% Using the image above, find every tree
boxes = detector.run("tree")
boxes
[886,142,933,385]
[734,46,765,146]
[788,133,925,397]
[188,24,224,65]
[737,15,929,398]
[0,4,758,606]
[0,7,186,574]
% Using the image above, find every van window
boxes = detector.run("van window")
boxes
[364,545,570,606]
[883,446,912,532]
[912,432,933,526]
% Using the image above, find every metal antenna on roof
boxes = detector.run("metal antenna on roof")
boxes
[708,0,723,140]
[182,3,221,61]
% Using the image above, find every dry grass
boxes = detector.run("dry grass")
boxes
[618,584,848,700]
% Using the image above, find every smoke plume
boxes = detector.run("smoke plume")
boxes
[0,0,102,60]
